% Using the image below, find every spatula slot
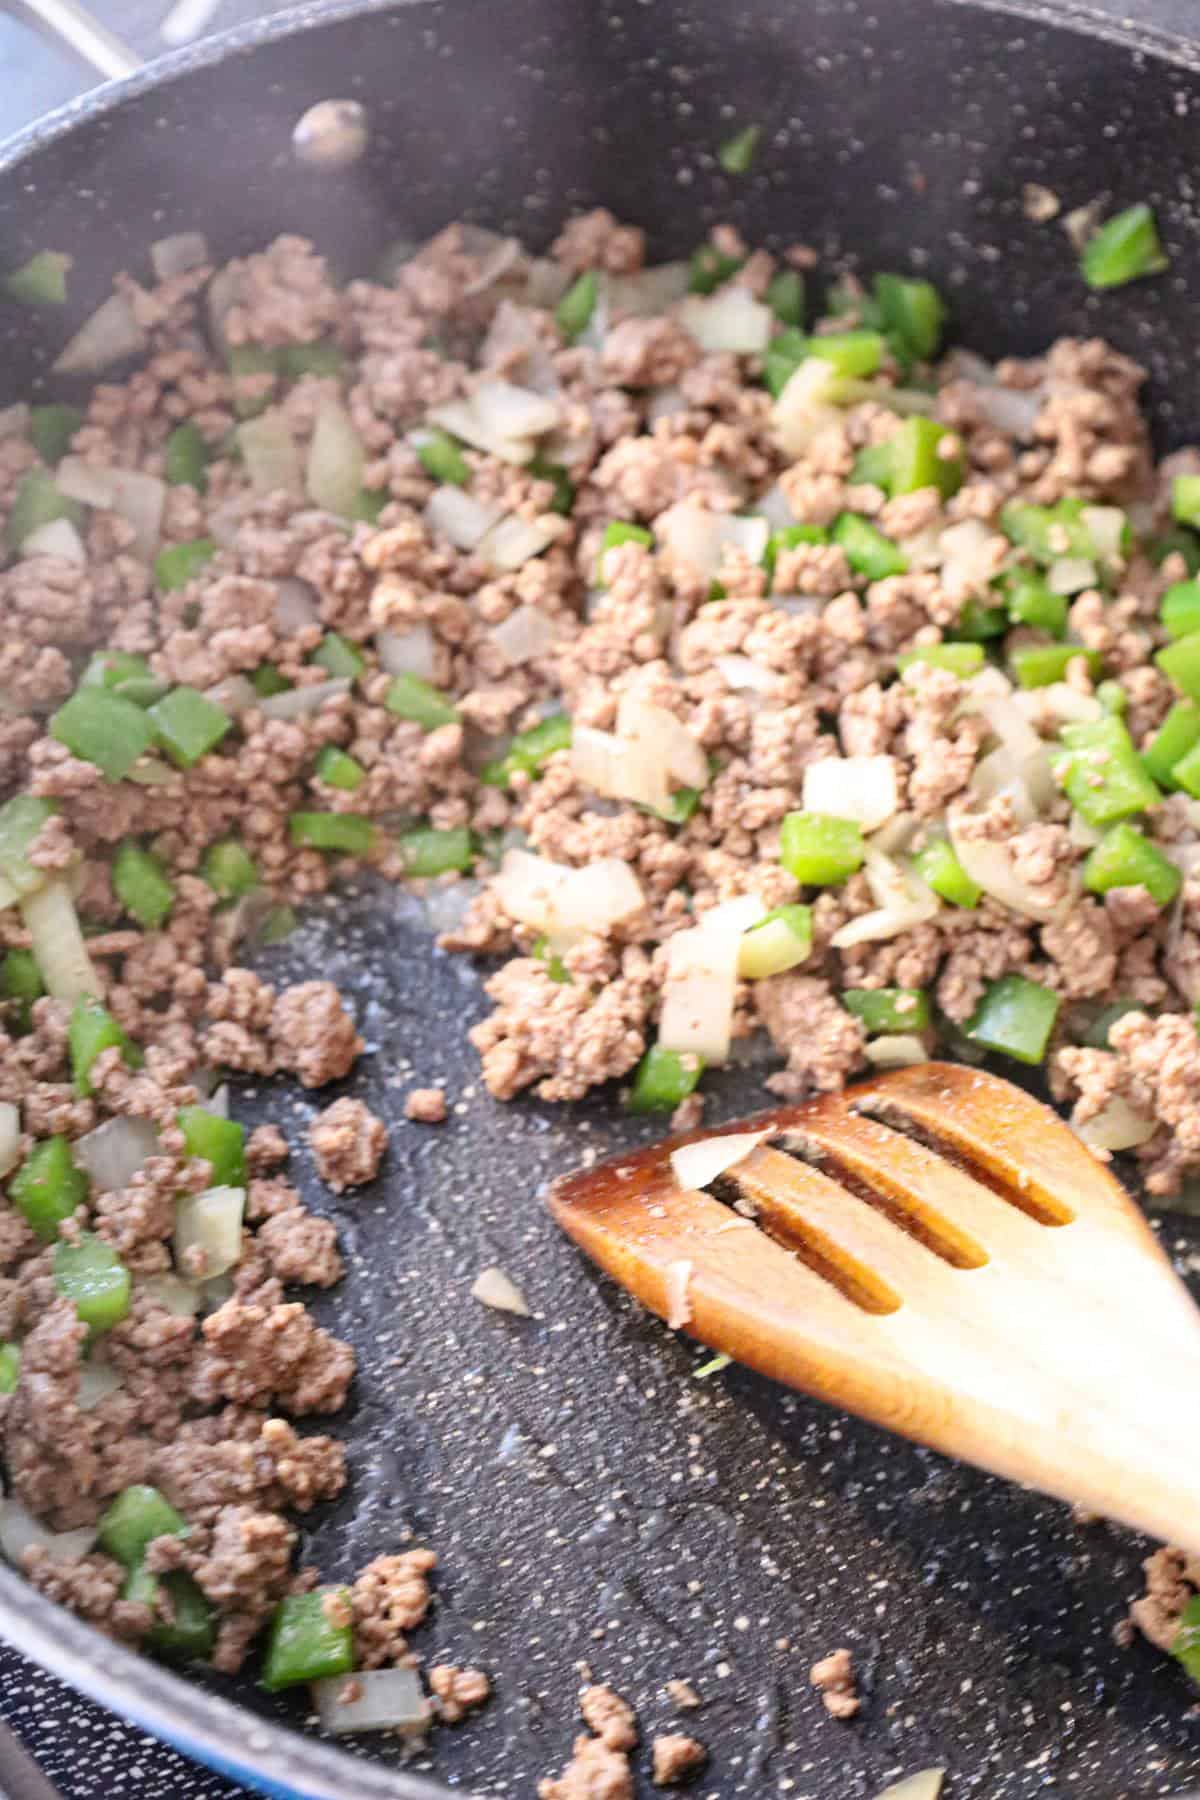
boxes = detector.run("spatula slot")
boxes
[722,1188,903,1317]
[848,1098,1075,1229]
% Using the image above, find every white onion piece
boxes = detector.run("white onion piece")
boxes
[74,1115,159,1191]
[678,288,772,354]
[463,234,522,298]
[0,1500,96,1567]
[259,677,351,722]
[53,291,146,375]
[670,1130,770,1192]
[873,1773,945,1800]
[948,814,1067,921]
[571,726,670,812]
[865,1034,928,1070]
[423,485,504,551]
[1048,555,1096,595]
[0,403,29,439]
[698,895,768,935]
[715,654,777,693]
[755,483,796,530]
[306,397,364,519]
[772,357,844,456]
[275,577,320,633]
[77,1360,123,1412]
[22,518,86,565]
[607,262,691,318]
[174,1185,245,1280]
[1081,504,1126,564]
[472,378,560,439]
[489,603,564,665]
[140,1274,201,1318]
[207,495,248,550]
[376,625,436,681]
[427,400,533,465]
[1067,812,1103,850]
[665,1258,694,1329]
[938,517,1000,598]
[524,257,572,308]
[802,756,899,832]
[658,921,741,1063]
[0,1103,18,1179]
[655,502,768,581]
[238,411,302,497]
[56,457,116,508]
[150,231,209,280]
[480,301,560,397]
[200,1082,229,1119]
[314,1666,430,1738]
[20,878,98,1001]
[616,695,709,790]
[202,675,256,717]
[868,811,920,857]
[1011,683,1101,726]
[737,913,811,979]
[967,687,1056,812]
[493,848,643,942]
[974,385,1044,438]
[479,515,560,575]
[1072,1095,1156,1153]
[205,265,237,352]
[108,469,166,560]
[830,850,938,949]
[423,877,480,935]
[895,525,943,572]
[470,1265,531,1317]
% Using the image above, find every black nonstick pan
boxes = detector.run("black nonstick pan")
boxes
[4,2,1200,1795]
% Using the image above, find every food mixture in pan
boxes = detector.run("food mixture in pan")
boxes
[1,191,1200,1759]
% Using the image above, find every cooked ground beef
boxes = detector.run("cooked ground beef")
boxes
[308,1096,387,1190]
[650,1734,708,1786]
[809,1646,861,1719]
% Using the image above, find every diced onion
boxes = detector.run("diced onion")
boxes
[670,1130,771,1192]
[74,1115,159,1191]
[698,895,768,935]
[478,514,560,574]
[488,603,564,665]
[830,849,939,949]
[423,485,504,551]
[654,502,768,581]
[58,464,165,559]
[275,577,320,633]
[376,625,437,681]
[714,654,777,693]
[772,357,844,456]
[658,920,741,1063]
[20,878,99,1001]
[56,457,116,508]
[239,411,303,497]
[948,813,1068,921]
[0,403,29,439]
[493,848,644,942]
[53,291,146,375]
[150,231,209,281]
[737,914,810,979]
[259,677,351,721]
[1081,505,1126,565]
[480,301,559,397]
[306,397,364,519]
[428,394,536,465]
[606,262,691,318]
[873,1773,945,1800]
[868,811,920,857]
[755,483,796,530]
[524,257,572,308]
[470,1265,531,1316]
[0,1103,18,1179]
[1072,1095,1156,1153]
[864,1034,928,1070]
[802,756,899,832]
[206,266,237,352]
[200,1082,229,1119]
[664,1258,694,1330]
[140,1274,201,1318]
[1047,556,1096,596]
[974,385,1044,438]
[616,695,709,790]
[571,725,671,813]
[22,518,86,565]
[0,1499,97,1566]
[472,379,560,439]
[203,675,257,717]
[1067,812,1103,850]
[463,233,522,298]
[173,1184,245,1280]
[966,686,1056,812]
[938,518,1001,599]
[677,288,773,354]
[1011,683,1101,726]
[313,1666,430,1738]
[77,1359,123,1412]
[969,746,1037,825]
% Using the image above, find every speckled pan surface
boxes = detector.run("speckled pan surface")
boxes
[3,2,1200,1796]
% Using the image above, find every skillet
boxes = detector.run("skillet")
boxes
[4,2,1200,1793]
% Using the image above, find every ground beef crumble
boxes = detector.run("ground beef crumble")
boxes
[809,1647,861,1720]
[308,1096,387,1190]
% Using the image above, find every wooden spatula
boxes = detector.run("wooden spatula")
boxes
[548,1062,1200,1553]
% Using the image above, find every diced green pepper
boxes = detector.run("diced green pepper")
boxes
[964,973,1060,1066]
[762,522,827,584]
[1059,716,1161,827]
[149,687,232,768]
[804,330,886,379]
[763,326,807,398]
[202,839,258,899]
[163,422,209,492]
[80,651,168,707]
[4,251,70,306]
[1080,202,1167,290]
[737,903,813,979]
[352,487,388,525]
[887,414,963,499]
[651,785,702,826]
[597,519,653,582]
[261,1589,354,1692]
[154,537,217,592]
[97,1485,188,1569]
[1142,702,1200,789]
[910,838,982,909]
[384,674,459,731]
[1153,525,1200,576]
[531,935,572,984]
[873,272,946,363]
[178,1105,246,1188]
[278,341,346,380]
[1162,580,1200,641]
[50,688,156,781]
[54,1232,131,1331]
[0,1344,19,1393]
[29,403,82,465]
[717,123,760,174]
[251,665,291,698]
[112,842,173,931]
[627,1044,704,1114]
[0,794,59,897]
[779,811,865,885]
[689,244,743,295]
[1172,1594,1200,1685]
[7,467,83,551]
[1081,998,1142,1050]
[897,643,985,677]
[310,633,365,681]
[123,1562,215,1661]
[1002,569,1068,636]
[529,454,574,516]
[1000,497,1093,566]
[1010,643,1102,688]
[413,426,470,486]
[226,345,279,418]
[9,1137,87,1241]
[1096,679,1127,716]
[480,714,572,787]
[289,812,376,855]
[314,744,365,791]
[1157,631,1200,703]
[843,988,931,1033]
[261,904,297,945]
[951,598,1008,641]
[555,271,599,341]
[1173,476,1200,532]
[397,824,475,877]
[1169,739,1200,800]
[851,440,895,490]
[832,513,907,581]
[1081,822,1181,905]
[2,946,43,1033]
[766,269,804,328]
[69,996,141,1098]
